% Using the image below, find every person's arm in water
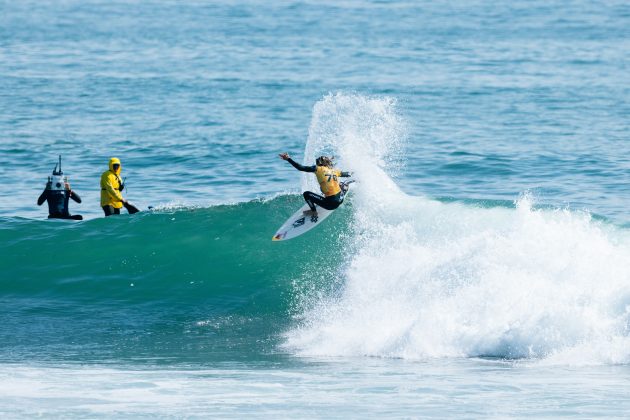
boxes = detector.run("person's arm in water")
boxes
[69,190,82,203]
[340,171,351,177]
[37,188,48,206]
[279,152,315,173]
[65,182,82,203]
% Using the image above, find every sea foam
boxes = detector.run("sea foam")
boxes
[285,93,630,366]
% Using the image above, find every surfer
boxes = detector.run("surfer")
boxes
[100,157,139,216]
[37,156,83,220]
[279,152,352,214]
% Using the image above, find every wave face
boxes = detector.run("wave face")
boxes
[0,197,351,364]
[284,93,630,366]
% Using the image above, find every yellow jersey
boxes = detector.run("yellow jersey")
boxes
[316,166,342,196]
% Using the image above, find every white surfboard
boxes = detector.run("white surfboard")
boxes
[272,184,351,241]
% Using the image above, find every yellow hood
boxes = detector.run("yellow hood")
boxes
[108,157,121,175]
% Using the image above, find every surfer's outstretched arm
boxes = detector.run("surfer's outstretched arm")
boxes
[279,153,316,173]
[340,171,351,177]
[287,158,316,172]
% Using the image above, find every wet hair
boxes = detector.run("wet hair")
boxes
[316,156,334,168]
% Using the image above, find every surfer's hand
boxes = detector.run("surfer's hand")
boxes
[279,152,289,160]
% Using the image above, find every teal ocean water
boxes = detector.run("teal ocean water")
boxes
[2,0,630,417]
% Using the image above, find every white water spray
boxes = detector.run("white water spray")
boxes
[285,93,630,366]
[301,92,405,199]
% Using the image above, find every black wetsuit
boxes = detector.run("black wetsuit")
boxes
[102,205,121,216]
[287,158,351,211]
[37,189,83,220]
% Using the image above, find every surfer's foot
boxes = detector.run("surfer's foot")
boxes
[303,209,319,223]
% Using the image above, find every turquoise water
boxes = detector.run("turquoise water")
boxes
[2,0,630,417]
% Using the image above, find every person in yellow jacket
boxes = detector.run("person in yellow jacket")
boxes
[100,157,137,216]
[279,152,352,214]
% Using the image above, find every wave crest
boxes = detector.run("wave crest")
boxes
[285,94,630,366]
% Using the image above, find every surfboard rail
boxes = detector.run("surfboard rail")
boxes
[272,183,351,241]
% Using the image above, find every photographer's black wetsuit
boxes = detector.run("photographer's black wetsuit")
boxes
[37,189,83,220]
[287,158,351,211]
